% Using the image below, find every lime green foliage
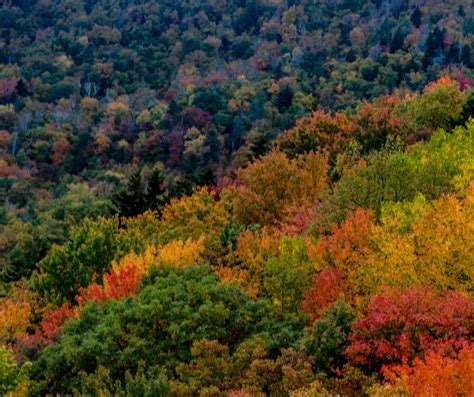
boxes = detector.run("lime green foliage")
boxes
[262,236,314,317]
[409,121,474,194]
[0,346,30,396]
[33,217,136,304]
[380,193,430,233]
[331,120,474,220]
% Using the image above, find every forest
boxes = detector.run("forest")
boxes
[1,0,474,396]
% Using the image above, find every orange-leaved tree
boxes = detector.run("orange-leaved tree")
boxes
[383,346,474,397]
[225,151,328,226]
[0,282,33,344]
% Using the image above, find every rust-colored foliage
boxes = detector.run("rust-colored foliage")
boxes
[226,151,328,226]
[50,138,71,166]
[39,303,76,341]
[76,245,156,305]
[310,208,375,272]
[215,267,257,298]
[0,130,10,148]
[305,183,473,308]
[0,160,29,179]
[278,204,316,237]
[350,95,411,150]
[15,302,76,362]
[277,110,353,158]
[0,78,17,99]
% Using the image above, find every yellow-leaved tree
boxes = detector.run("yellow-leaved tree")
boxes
[356,183,473,300]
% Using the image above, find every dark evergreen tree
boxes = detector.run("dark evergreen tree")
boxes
[447,42,461,63]
[378,18,393,46]
[237,0,260,34]
[345,49,357,62]
[112,169,146,219]
[461,44,472,67]
[457,91,474,126]
[276,85,294,112]
[112,168,169,220]
[145,167,168,214]
[15,78,28,97]
[411,6,422,28]
[390,28,405,52]
[424,26,445,66]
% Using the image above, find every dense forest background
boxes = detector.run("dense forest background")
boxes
[0,1,473,395]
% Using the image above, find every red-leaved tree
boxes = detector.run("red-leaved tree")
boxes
[15,302,76,362]
[76,264,142,305]
[345,287,474,374]
[302,268,346,322]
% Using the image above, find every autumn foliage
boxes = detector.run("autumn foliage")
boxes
[2,76,473,395]
[384,347,474,397]
[309,208,375,272]
[50,138,71,166]
[302,269,346,322]
[277,110,352,158]
[76,236,206,305]
[0,284,32,344]
[346,287,474,373]
[353,185,474,300]
[14,302,76,363]
[76,264,142,305]
[225,151,328,226]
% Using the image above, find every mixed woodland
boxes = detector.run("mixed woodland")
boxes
[1,0,474,395]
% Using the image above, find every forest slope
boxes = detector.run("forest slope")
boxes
[1,76,473,396]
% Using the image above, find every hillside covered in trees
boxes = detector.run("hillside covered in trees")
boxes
[1,0,474,396]
[2,75,473,396]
